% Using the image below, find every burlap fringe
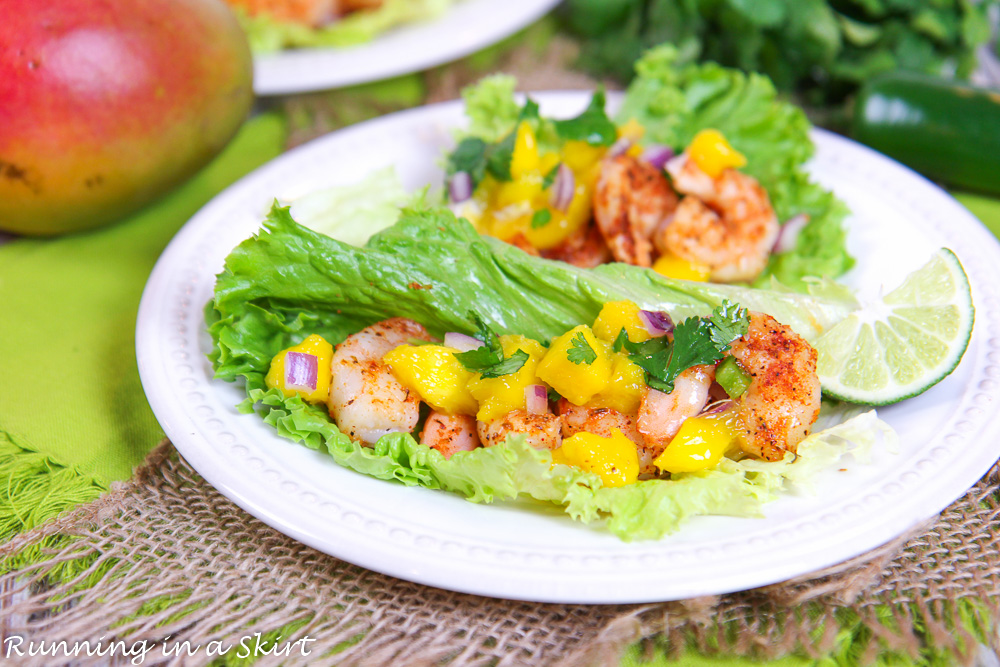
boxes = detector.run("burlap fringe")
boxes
[0,441,997,666]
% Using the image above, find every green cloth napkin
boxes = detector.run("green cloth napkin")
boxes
[0,114,287,535]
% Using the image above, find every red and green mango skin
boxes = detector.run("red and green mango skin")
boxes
[0,0,254,235]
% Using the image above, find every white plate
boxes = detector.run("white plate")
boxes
[136,93,1000,603]
[253,0,561,95]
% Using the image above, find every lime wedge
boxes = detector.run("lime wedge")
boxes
[815,249,974,405]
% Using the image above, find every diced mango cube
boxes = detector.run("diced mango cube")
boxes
[551,428,639,487]
[560,140,606,173]
[653,412,740,473]
[592,300,651,343]
[687,128,747,179]
[383,345,478,415]
[265,334,333,404]
[511,121,540,179]
[587,353,645,415]
[616,118,645,141]
[522,180,592,249]
[494,173,543,209]
[467,335,547,422]
[652,253,711,281]
[536,325,613,405]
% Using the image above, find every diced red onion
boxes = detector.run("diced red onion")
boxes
[640,144,674,170]
[525,384,549,414]
[772,214,810,254]
[444,332,482,352]
[285,352,318,392]
[638,309,674,337]
[550,163,575,212]
[449,171,473,203]
[608,137,632,158]
[700,399,734,416]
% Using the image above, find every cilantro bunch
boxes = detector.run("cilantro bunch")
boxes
[564,0,994,112]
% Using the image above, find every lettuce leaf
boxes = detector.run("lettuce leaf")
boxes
[207,204,884,540]
[238,0,454,53]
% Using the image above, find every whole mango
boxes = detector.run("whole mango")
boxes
[0,0,254,235]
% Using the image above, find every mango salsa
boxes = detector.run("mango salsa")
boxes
[265,334,333,404]
[653,411,740,473]
[592,300,651,343]
[551,428,639,487]
[467,335,548,422]
[383,344,478,415]
[536,325,613,405]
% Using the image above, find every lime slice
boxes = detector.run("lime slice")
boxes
[815,248,974,405]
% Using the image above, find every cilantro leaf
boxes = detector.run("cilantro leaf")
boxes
[446,137,488,187]
[453,313,532,379]
[531,209,552,229]
[542,163,560,189]
[659,317,726,392]
[611,327,630,352]
[553,89,617,146]
[453,313,504,372]
[479,349,529,378]
[518,97,540,122]
[567,332,598,365]
[709,300,751,348]
[486,130,516,181]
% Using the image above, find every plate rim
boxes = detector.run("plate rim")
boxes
[136,91,1000,603]
[252,0,562,95]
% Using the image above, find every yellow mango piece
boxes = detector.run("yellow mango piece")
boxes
[494,173,543,209]
[688,128,747,178]
[626,143,643,158]
[592,300,652,343]
[536,325,613,405]
[652,253,711,281]
[522,180,592,249]
[265,334,333,404]
[467,335,547,422]
[587,353,645,415]
[538,151,560,175]
[383,345,478,415]
[511,121,540,178]
[551,428,639,488]
[616,118,645,141]
[488,207,532,242]
[560,140,606,173]
[653,412,740,473]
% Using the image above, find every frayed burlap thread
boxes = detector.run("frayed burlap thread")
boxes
[0,443,998,667]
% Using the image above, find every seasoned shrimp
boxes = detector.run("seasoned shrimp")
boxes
[728,312,821,461]
[637,365,715,462]
[421,412,480,459]
[542,225,612,268]
[557,400,655,474]
[593,155,678,267]
[477,411,562,450]
[327,318,431,445]
[658,156,779,282]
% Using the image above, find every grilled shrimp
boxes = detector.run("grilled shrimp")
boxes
[593,155,679,267]
[637,365,715,464]
[557,400,656,474]
[421,412,480,459]
[327,318,431,445]
[728,312,821,461]
[542,225,612,268]
[477,411,562,450]
[658,156,779,282]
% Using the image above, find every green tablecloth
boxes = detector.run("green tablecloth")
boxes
[0,113,995,667]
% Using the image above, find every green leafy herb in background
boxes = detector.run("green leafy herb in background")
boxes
[563,0,995,117]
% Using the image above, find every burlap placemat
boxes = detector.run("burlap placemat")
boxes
[0,440,997,666]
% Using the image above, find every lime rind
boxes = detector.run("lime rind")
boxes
[816,248,974,406]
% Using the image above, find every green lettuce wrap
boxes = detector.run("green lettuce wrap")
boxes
[207,203,891,541]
